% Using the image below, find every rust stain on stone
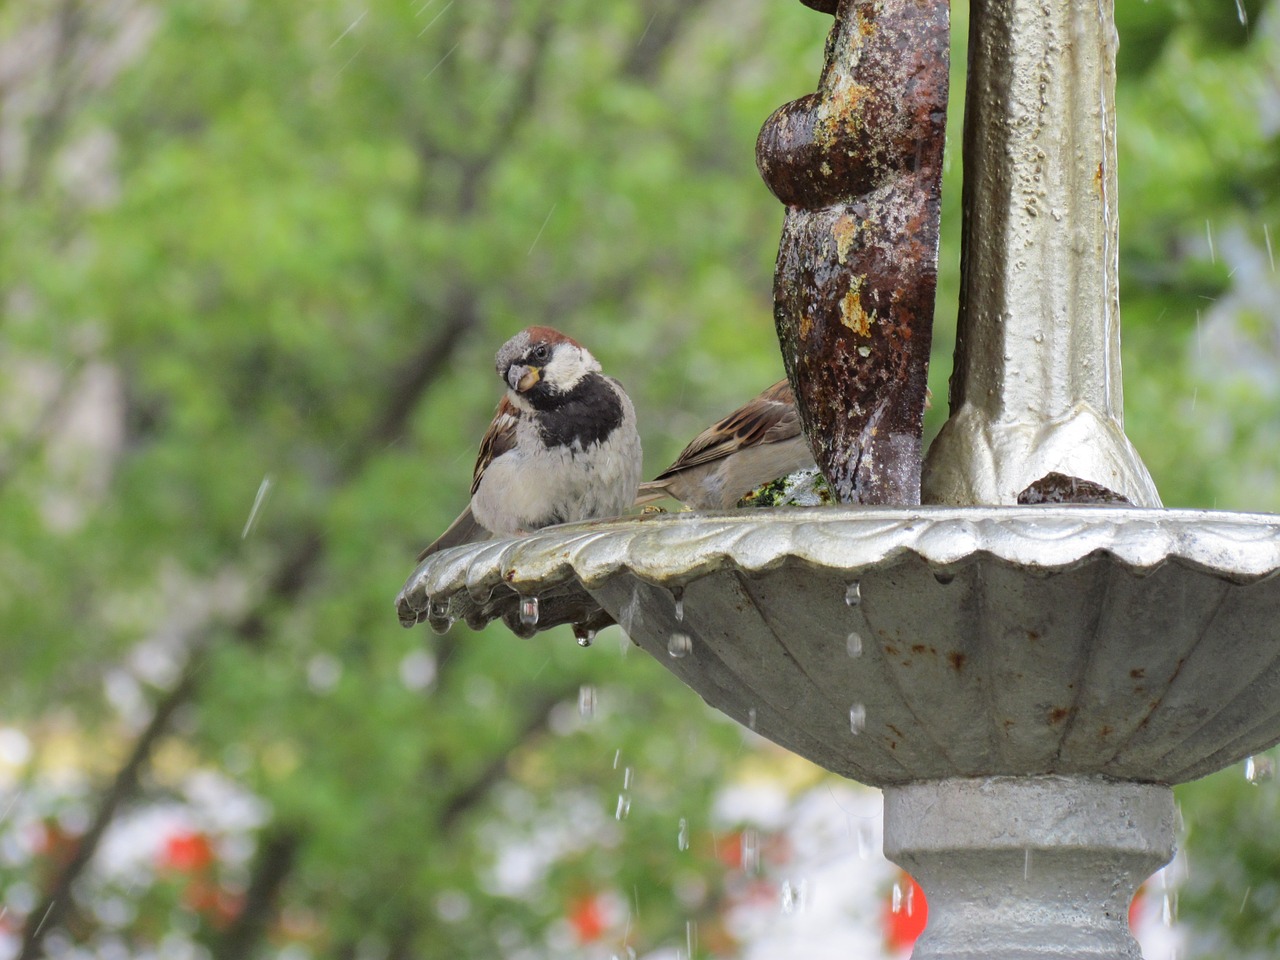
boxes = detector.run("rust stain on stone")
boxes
[1048,707,1070,725]
[947,651,966,671]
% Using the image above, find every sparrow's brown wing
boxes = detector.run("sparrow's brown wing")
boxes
[470,396,520,496]
[417,398,520,562]
[653,380,800,479]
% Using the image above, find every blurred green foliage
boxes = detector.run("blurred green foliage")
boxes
[0,0,1277,957]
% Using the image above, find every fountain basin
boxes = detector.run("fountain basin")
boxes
[397,507,1280,787]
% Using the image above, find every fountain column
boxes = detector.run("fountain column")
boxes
[885,777,1175,960]
[921,0,1162,507]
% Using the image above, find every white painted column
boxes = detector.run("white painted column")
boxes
[883,776,1175,960]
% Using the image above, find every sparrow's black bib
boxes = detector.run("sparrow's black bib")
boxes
[531,373,625,451]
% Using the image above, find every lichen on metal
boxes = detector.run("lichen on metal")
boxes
[757,0,949,505]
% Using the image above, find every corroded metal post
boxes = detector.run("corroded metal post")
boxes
[757,0,949,504]
[921,0,1161,506]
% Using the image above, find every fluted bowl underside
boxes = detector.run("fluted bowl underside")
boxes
[396,507,1280,786]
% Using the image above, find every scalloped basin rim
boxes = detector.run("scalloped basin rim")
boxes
[399,505,1280,614]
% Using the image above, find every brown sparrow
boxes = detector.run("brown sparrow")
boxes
[636,379,815,510]
[417,327,642,561]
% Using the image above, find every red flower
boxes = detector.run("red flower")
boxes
[567,895,608,943]
[884,872,928,952]
[160,831,215,873]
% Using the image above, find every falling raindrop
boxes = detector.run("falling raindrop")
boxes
[1240,886,1252,914]
[1244,754,1275,784]
[668,633,692,658]
[781,880,796,914]
[1235,0,1249,27]
[891,881,904,914]
[1206,220,1216,263]
[906,879,916,916]
[672,586,685,622]
[741,829,760,875]
[678,817,689,851]
[1024,848,1032,880]
[1265,224,1275,272]
[613,749,621,769]
[615,794,631,820]
[578,685,597,720]
[845,631,863,657]
[519,596,540,627]
[856,821,871,860]
[844,581,862,606]
[241,474,273,539]
[623,766,634,790]
[1161,891,1177,926]
[747,707,757,730]
[686,920,697,958]
[849,703,866,734]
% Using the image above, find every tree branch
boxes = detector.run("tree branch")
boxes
[210,827,302,960]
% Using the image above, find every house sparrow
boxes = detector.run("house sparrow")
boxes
[635,379,815,510]
[417,326,642,561]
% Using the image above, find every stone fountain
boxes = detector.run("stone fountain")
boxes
[398,1,1280,957]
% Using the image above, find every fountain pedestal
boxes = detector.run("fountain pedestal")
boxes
[886,777,1175,960]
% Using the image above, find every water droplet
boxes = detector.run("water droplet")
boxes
[678,817,689,851]
[573,624,596,647]
[1245,754,1275,784]
[845,631,863,657]
[933,569,955,585]
[623,766,634,790]
[429,598,449,619]
[781,878,808,914]
[615,793,631,820]
[849,703,866,734]
[612,749,621,769]
[668,633,692,658]
[844,581,862,606]
[747,707,757,730]
[578,685,597,719]
[1161,891,1176,926]
[672,585,685,622]
[519,596,540,627]
[891,881,904,914]
[1235,0,1249,26]
[856,822,871,860]
[429,615,454,636]
[741,829,760,875]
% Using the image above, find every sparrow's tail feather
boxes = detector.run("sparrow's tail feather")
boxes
[633,480,673,508]
[416,506,488,562]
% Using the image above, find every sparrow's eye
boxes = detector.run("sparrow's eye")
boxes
[532,344,551,363]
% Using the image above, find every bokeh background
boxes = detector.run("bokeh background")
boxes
[1,0,1279,957]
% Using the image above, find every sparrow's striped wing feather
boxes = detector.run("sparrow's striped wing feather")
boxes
[471,397,520,496]
[653,380,799,479]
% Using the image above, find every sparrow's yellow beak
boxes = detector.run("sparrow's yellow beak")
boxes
[507,364,541,392]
